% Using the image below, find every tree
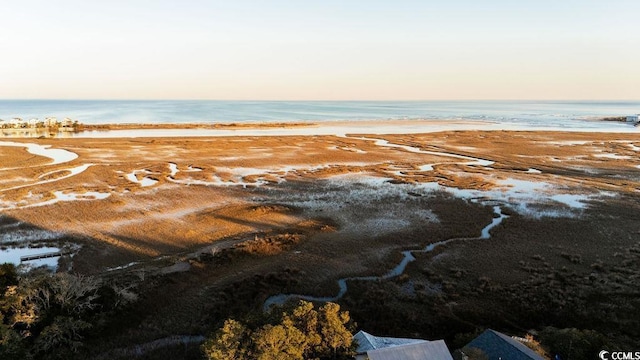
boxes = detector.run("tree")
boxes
[253,319,307,360]
[540,327,612,360]
[202,301,356,360]
[0,264,18,297]
[0,271,26,360]
[41,273,101,316]
[317,302,354,359]
[0,324,26,360]
[1,271,137,359]
[202,319,249,360]
[283,300,321,357]
[32,316,92,359]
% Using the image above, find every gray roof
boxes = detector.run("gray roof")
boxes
[354,330,427,353]
[367,340,454,360]
[465,329,544,360]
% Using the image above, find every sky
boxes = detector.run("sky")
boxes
[1,0,639,100]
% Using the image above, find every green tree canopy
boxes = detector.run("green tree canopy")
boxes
[202,300,356,360]
[202,319,249,360]
[1,270,137,359]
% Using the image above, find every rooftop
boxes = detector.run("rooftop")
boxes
[465,329,544,360]
[353,330,428,353]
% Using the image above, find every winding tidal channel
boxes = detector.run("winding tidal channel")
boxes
[263,206,508,311]
[264,135,507,311]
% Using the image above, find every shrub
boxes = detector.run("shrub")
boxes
[539,327,612,360]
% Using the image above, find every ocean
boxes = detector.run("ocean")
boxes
[0,100,638,131]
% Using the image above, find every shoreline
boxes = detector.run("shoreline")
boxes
[1,119,494,138]
[80,121,320,131]
[1,118,637,139]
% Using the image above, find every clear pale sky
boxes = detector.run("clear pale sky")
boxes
[1,0,639,100]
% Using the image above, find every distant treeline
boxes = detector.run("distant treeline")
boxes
[0,117,82,132]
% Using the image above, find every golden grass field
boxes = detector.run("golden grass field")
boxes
[1,127,639,355]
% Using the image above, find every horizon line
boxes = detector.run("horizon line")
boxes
[1,98,639,102]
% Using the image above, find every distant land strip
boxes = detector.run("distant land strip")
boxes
[82,122,318,131]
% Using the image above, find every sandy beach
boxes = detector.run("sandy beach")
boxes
[1,124,639,355]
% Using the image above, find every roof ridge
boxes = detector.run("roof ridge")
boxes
[487,329,541,359]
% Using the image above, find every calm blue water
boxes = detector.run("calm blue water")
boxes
[0,100,638,130]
